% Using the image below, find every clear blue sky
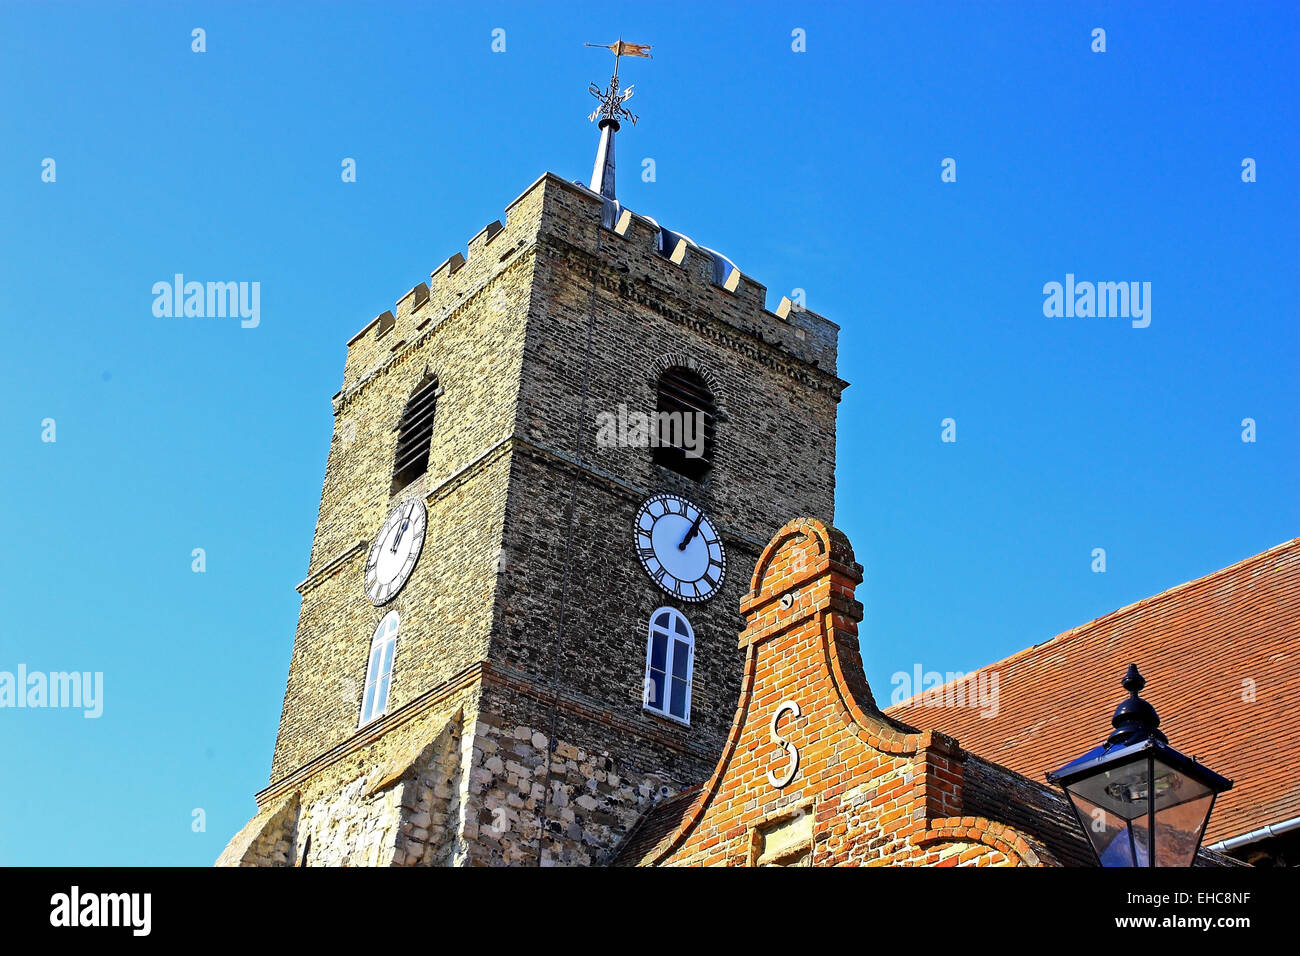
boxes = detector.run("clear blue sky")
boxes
[1,1,1295,865]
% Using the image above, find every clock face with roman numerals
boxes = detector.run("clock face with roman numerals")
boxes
[634,494,726,603]
[364,499,426,606]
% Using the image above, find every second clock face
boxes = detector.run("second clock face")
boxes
[634,494,726,602]
[364,499,427,605]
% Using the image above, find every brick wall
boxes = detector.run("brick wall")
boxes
[640,518,1049,867]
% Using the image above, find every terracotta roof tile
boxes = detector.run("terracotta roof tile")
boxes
[887,538,1300,847]
[609,787,701,866]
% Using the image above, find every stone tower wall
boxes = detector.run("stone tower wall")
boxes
[462,176,846,864]
[268,183,547,780]
[230,171,847,867]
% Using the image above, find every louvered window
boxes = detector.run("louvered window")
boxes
[391,378,439,491]
[652,367,716,480]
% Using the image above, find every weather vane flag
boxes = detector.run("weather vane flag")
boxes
[584,38,651,208]
[585,39,652,126]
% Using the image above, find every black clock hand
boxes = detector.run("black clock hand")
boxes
[678,512,704,551]
[390,504,415,553]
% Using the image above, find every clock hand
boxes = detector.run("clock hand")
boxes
[678,513,704,551]
[389,504,415,553]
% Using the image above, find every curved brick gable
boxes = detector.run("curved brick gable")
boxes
[627,519,1070,866]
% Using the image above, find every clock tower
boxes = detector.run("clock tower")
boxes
[219,49,846,867]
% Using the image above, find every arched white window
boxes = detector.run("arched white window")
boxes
[360,610,399,726]
[643,607,694,724]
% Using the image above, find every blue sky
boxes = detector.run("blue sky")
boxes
[1,1,1295,865]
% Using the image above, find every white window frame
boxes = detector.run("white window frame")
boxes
[359,610,399,727]
[642,607,694,726]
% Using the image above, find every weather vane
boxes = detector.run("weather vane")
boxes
[585,39,652,127]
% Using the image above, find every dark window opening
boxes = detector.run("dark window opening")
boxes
[391,377,439,492]
[652,367,716,481]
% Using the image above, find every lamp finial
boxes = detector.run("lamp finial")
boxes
[1108,663,1165,746]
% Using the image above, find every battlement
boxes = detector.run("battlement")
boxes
[339,175,549,394]
[340,172,842,396]
[539,174,840,376]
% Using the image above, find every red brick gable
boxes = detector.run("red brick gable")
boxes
[887,538,1300,848]
[621,519,1085,867]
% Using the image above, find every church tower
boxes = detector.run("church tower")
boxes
[219,46,846,867]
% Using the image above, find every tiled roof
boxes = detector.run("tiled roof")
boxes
[960,755,1094,867]
[610,787,700,866]
[887,537,1300,848]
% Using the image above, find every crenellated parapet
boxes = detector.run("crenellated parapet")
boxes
[550,177,841,378]
[337,171,843,406]
[338,178,549,398]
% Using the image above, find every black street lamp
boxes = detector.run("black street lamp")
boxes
[1046,664,1233,867]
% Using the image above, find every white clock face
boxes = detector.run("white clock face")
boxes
[634,494,726,602]
[364,499,426,606]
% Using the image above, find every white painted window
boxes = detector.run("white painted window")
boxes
[360,610,399,726]
[643,607,694,724]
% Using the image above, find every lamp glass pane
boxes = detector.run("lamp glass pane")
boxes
[1154,794,1215,867]
[1149,755,1215,813]
[1067,791,1141,866]
[1063,755,1151,822]
[1129,810,1152,867]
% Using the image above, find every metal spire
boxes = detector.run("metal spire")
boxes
[584,39,651,207]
